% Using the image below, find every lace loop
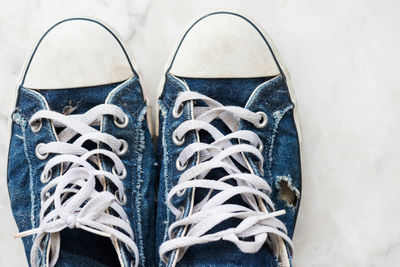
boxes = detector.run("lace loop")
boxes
[160,91,292,263]
[17,104,139,267]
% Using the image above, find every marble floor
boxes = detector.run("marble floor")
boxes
[0,0,399,266]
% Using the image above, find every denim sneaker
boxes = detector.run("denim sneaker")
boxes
[7,18,156,267]
[156,11,302,266]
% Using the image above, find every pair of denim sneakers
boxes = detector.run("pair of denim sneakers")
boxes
[7,11,301,267]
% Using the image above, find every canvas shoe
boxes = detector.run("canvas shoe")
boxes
[155,11,302,266]
[7,18,156,267]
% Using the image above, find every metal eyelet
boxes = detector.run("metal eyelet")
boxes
[172,133,185,146]
[114,114,129,128]
[257,142,264,153]
[176,188,186,197]
[30,118,42,133]
[40,168,52,183]
[176,159,188,171]
[116,139,128,156]
[41,192,51,203]
[115,190,127,206]
[112,165,127,179]
[254,111,268,128]
[35,143,49,160]
[172,103,184,118]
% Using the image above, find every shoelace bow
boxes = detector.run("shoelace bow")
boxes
[160,91,293,263]
[16,104,139,267]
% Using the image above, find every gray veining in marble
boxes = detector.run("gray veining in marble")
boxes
[1,0,399,266]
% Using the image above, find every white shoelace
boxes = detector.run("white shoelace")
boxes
[160,91,293,263]
[16,104,139,267]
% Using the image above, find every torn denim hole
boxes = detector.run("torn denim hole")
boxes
[62,100,79,115]
[276,175,300,207]
[11,109,26,126]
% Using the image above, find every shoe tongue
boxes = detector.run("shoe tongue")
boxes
[180,77,269,107]
[180,76,270,144]
[32,81,124,115]
[180,77,270,212]
[57,229,120,266]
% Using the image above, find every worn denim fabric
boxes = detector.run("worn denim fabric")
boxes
[156,12,301,266]
[7,76,157,266]
[156,73,301,267]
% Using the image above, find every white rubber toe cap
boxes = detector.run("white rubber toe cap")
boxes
[22,18,134,89]
[169,12,280,78]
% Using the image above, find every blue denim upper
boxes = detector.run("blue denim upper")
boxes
[156,74,301,267]
[7,76,157,266]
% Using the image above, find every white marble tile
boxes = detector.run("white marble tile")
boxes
[0,0,399,266]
